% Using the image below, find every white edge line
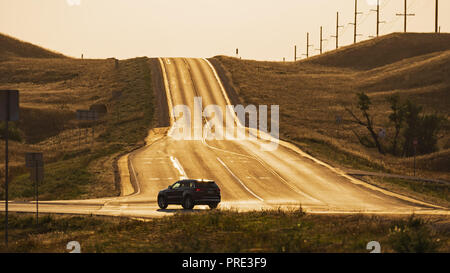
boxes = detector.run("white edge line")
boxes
[203,58,321,204]
[129,155,141,196]
[204,58,266,141]
[158,57,175,126]
[217,157,264,202]
[203,58,243,128]
[203,58,444,210]
[170,156,187,179]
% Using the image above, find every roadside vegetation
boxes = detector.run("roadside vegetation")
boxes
[0,33,155,200]
[359,176,450,208]
[213,33,450,206]
[346,92,444,157]
[0,210,448,253]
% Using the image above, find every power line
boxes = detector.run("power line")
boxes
[381,8,403,34]
[381,0,392,10]
[294,0,441,60]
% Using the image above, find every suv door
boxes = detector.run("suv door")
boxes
[173,181,190,203]
[167,181,181,203]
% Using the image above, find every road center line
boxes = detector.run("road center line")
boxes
[170,156,187,179]
[216,157,264,202]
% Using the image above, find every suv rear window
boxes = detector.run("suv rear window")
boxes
[195,182,218,189]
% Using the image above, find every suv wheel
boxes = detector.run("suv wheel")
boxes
[208,202,219,209]
[157,195,168,209]
[182,195,194,210]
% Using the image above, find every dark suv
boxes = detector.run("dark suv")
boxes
[157,179,221,210]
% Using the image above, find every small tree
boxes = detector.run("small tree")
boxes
[418,114,442,154]
[402,100,442,156]
[387,94,406,156]
[346,92,385,154]
[402,101,422,156]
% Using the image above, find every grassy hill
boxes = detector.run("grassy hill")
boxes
[0,35,155,201]
[305,32,450,70]
[0,33,66,59]
[213,33,450,206]
[359,49,450,94]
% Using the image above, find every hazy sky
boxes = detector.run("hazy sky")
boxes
[1,0,448,60]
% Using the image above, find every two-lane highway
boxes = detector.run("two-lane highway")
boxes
[2,57,448,217]
[128,57,444,213]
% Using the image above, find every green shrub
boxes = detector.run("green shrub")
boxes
[388,216,440,253]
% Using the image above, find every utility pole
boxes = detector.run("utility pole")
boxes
[294,45,297,61]
[1,90,19,248]
[350,0,363,43]
[316,26,327,55]
[303,32,313,58]
[4,95,9,247]
[435,0,439,33]
[396,0,415,33]
[25,153,43,226]
[331,12,343,49]
[306,32,310,58]
[371,0,385,37]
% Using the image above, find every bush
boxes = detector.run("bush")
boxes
[388,216,440,253]
[402,101,443,156]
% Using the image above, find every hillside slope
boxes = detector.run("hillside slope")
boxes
[0,33,66,59]
[359,49,450,95]
[305,33,450,70]
[0,34,155,201]
[213,33,450,184]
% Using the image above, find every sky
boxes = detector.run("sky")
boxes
[0,0,449,61]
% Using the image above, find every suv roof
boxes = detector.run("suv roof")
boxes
[179,179,215,183]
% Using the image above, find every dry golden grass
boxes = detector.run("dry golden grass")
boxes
[1,212,449,253]
[0,57,121,166]
[0,36,155,200]
[0,33,65,60]
[306,32,450,70]
[214,33,450,182]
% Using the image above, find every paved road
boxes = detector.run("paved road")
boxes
[2,58,449,217]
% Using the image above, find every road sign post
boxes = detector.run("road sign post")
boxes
[26,152,43,225]
[1,90,19,247]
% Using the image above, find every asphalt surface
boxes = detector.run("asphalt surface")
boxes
[2,58,449,217]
